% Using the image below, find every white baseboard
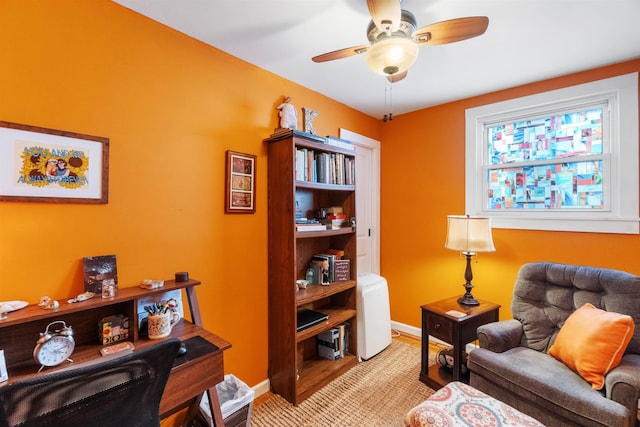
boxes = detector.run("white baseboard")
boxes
[391,320,452,347]
[390,320,421,338]
[252,378,270,399]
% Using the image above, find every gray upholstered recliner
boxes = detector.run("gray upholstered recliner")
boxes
[467,262,640,427]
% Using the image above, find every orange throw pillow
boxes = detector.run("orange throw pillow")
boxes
[549,303,634,390]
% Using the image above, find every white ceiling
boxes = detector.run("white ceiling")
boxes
[113,0,640,119]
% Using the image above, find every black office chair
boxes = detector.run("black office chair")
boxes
[0,338,181,427]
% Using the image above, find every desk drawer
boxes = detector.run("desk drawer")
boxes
[426,313,452,343]
[160,351,223,417]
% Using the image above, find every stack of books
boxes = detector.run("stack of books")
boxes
[295,218,327,232]
[317,324,350,360]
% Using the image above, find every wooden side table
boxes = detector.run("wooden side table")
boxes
[420,296,500,390]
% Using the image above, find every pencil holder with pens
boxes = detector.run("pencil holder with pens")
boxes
[144,300,181,339]
[147,310,181,339]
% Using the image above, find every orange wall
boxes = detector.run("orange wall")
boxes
[381,60,640,328]
[0,1,381,388]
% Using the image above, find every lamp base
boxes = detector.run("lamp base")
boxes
[457,294,480,306]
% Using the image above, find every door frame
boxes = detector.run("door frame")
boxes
[339,128,381,275]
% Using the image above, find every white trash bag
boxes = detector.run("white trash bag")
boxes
[200,374,254,423]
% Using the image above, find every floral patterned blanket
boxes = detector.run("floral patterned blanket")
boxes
[405,381,544,427]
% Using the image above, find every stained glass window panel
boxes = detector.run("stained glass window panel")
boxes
[487,160,603,210]
[488,108,603,165]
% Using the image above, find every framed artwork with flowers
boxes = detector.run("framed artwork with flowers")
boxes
[0,121,109,204]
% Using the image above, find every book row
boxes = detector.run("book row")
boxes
[317,323,350,360]
[295,148,355,186]
[306,252,350,285]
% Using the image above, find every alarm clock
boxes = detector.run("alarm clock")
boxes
[33,320,75,371]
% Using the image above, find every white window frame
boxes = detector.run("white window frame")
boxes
[465,73,639,234]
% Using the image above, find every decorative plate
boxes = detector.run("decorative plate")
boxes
[0,300,28,313]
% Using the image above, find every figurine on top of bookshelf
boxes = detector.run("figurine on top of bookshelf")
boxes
[276,96,297,130]
[303,107,319,135]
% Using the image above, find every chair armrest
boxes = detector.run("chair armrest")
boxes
[605,354,640,423]
[477,319,523,353]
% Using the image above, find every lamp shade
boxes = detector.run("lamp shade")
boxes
[444,215,495,253]
[365,37,419,76]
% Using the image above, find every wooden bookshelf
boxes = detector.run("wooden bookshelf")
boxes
[265,129,358,405]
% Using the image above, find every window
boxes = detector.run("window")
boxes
[465,73,638,234]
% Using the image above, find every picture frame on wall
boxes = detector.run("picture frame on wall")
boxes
[0,121,109,204]
[225,150,256,214]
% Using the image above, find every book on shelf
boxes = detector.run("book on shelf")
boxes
[326,248,345,259]
[327,213,347,220]
[317,328,340,360]
[317,327,339,343]
[296,223,327,232]
[327,206,343,215]
[316,324,350,360]
[317,342,341,360]
[295,218,319,224]
[339,323,350,356]
[334,259,351,282]
[295,148,305,181]
[326,213,348,229]
[317,339,339,353]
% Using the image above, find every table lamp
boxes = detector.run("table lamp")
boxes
[444,215,495,305]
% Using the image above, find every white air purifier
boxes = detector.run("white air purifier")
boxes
[357,273,392,360]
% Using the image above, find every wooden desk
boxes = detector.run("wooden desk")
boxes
[420,296,499,390]
[0,279,231,427]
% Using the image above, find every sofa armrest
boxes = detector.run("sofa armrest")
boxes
[605,354,640,424]
[477,319,523,353]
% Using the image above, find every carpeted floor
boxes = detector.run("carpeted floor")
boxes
[250,340,435,426]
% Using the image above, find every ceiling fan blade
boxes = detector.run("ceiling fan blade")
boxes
[367,0,401,32]
[387,70,408,83]
[312,44,370,63]
[414,16,489,46]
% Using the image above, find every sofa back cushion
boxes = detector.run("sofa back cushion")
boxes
[511,262,640,353]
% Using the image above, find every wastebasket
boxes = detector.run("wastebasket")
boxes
[199,374,255,427]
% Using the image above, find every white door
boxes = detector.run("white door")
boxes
[339,129,380,275]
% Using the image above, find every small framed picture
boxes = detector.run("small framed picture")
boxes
[225,150,256,214]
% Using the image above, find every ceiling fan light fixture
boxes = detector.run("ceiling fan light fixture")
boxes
[365,37,418,76]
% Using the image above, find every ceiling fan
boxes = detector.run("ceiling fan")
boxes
[312,0,489,83]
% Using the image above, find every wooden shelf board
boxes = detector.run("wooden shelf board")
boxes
[296,281,356,306]
[295,227,355,239]
[0,279,201,327]
[296,354,358,403]
[296,308,356,343]
[296,180,355,192]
